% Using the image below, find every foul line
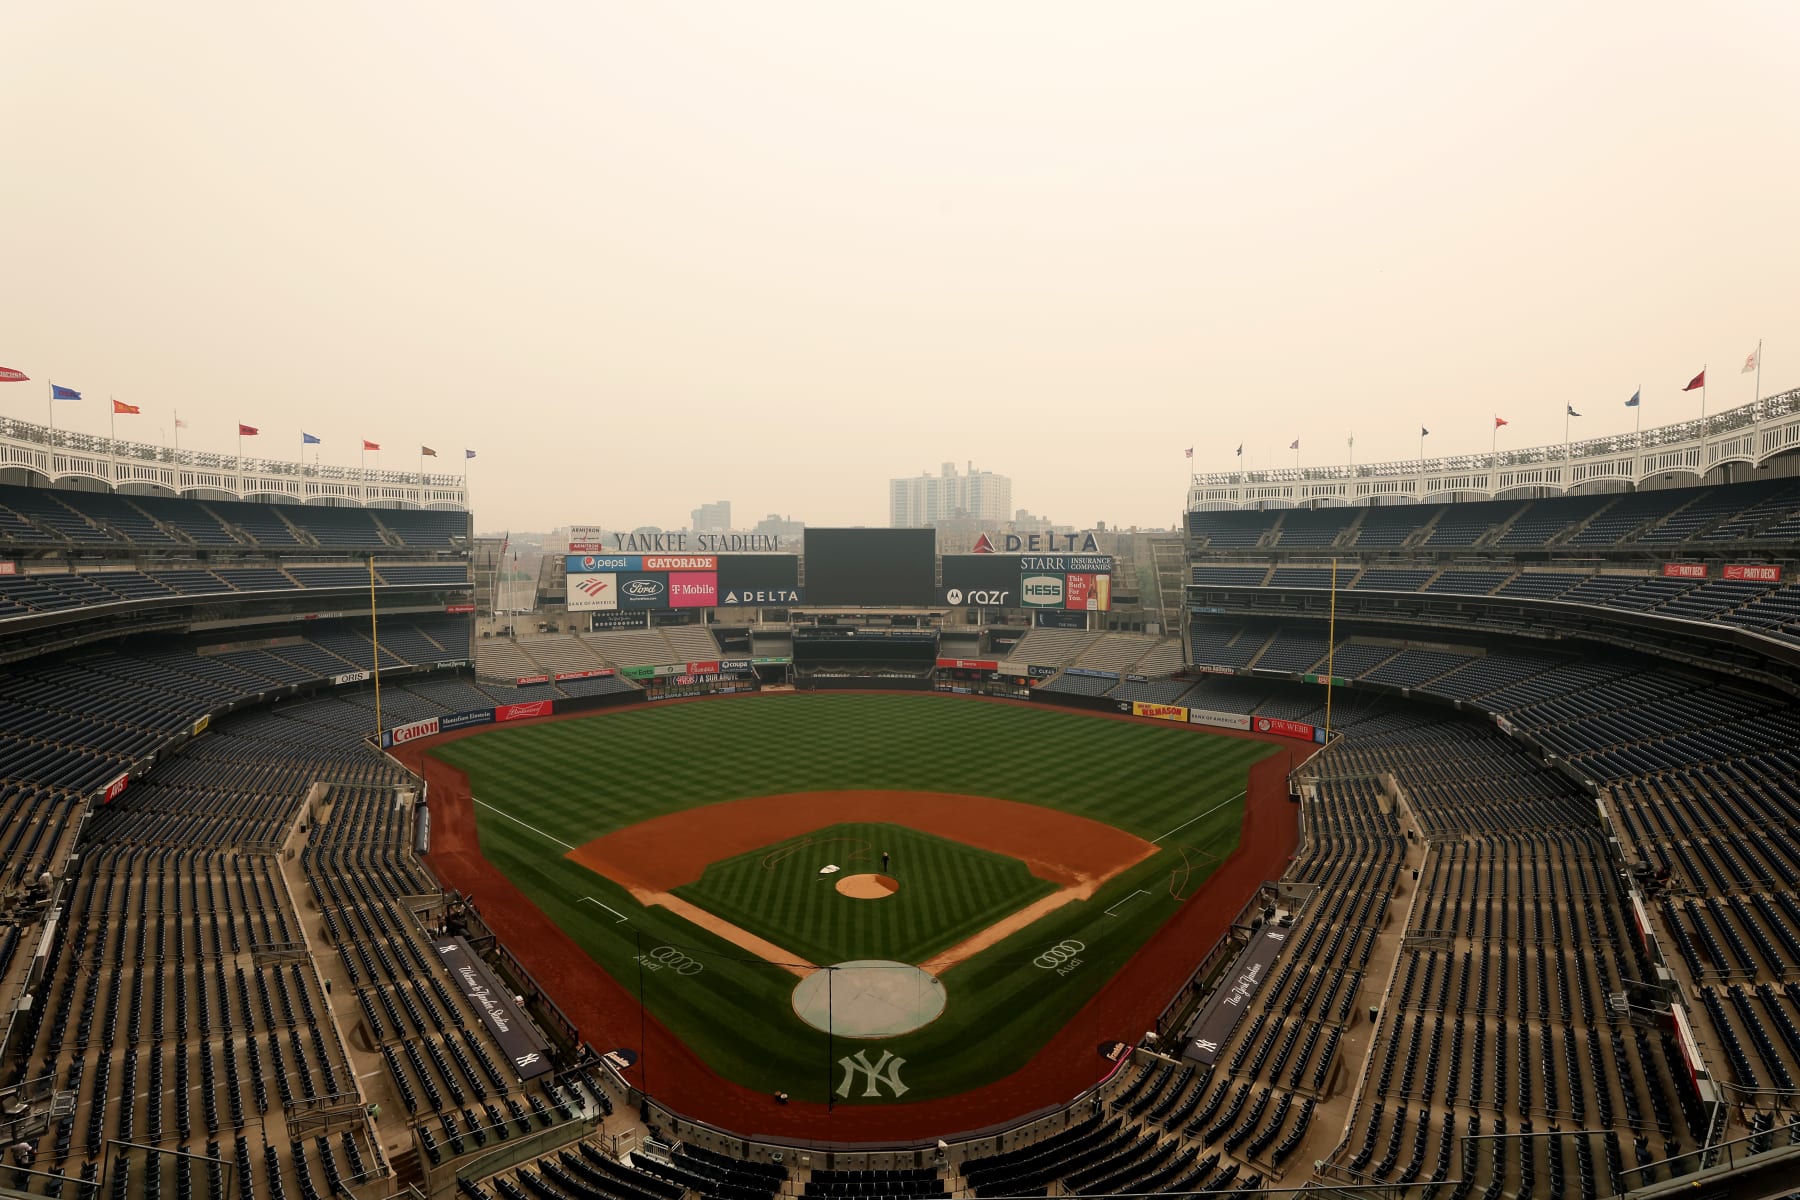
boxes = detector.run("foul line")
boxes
[1152,791,1246,845]
[472,795,576,851]
[578,896,631,924]
[1105,889,1150,916]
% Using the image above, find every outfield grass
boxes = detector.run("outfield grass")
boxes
[672,821,1056,965]
[434,692,1277,1103]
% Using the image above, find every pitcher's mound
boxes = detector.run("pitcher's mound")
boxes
[836,873,899,899]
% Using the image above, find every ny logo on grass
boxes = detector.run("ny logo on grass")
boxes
[836,1050,908,1099]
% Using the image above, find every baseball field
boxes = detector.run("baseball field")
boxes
[427,692,1280,1106]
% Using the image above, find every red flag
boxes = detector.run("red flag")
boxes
[362,439,381,451]
[1494,416,1508,428]
[0,367,28,383]
[1682,369,1705,391]
[112,399,140,415]
[238,424,259,436]
[420,445,438,457]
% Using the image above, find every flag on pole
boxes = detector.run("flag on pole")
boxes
[175,416,188,428]
[1566,405,1581,417]
[1682,370,1705,391]
[1184,447,1193,459]
[238,424,259,436]
[51,384,82,400]
[1421,426,1430,436]
[1625,390,1640,407]
[1742,348,1759,373]
[464,449,477,459]
[112,399,140,415]
[1235,444,1243,457]
[362,439,380,451]
[1494,416,1508,428]
[1289,439,1300,450]
[0,367,28,383]
[302,432,321,445]
[420,445,438,457]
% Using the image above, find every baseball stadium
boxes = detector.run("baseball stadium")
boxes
[0,388,1797,1200]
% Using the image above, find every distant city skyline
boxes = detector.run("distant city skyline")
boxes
[1,3,1792,533]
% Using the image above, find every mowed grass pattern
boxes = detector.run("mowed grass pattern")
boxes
[434,693,1280,1102]
[673,822,1056,965]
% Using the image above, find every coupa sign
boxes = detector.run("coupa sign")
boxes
[1021,574,1065,608]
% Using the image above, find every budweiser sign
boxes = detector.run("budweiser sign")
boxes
[1723,564,1782,583]
[1661,563,1707,579]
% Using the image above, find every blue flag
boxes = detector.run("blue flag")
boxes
[1625,390,1640,407]
[1567,405,1581,417]
[302,432,321,445]
[464,449,476,459]
[51,383,82,401]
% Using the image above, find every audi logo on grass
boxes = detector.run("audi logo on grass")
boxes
[1034,940,1085,969]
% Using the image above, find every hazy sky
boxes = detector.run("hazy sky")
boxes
[3,2,1795,533]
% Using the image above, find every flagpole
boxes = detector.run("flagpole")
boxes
[1634,387,1641,437]
[1754,338,1762,405]
[109,398,118,486]
[173,410,181,453]
[45,381,53,447]
[1699,364,1708,478]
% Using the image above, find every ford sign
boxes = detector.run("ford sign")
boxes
[622,578,664,599]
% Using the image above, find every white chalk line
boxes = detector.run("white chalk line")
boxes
[472,794,576,851]
[1152,790,1246,845]
[578,896,631,924]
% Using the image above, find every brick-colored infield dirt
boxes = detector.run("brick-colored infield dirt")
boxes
[404,691,1302,1142]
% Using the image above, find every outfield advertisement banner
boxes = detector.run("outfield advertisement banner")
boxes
[1661,563,1707,579]
[1131,701,1188,722]
[1254,716,1316,740]
[1063,572,1112,611]
[936,658,999,671]
[668,572,718,607]
[445,603,476,613]
[618,573,668,608]
[0,561,15,575]
[1724,563,1782,582]
[1020,574,1064,608]
[432,936,553,1079]
[569,554,640,572]
[1189,708,1254,731]
[102,771,130,804]
[384,716,441,747]
[440,708,495,732]
[495,700,554,723]
[331,670,371,685]
[553,668,616,682]
[566,573,617,611]
[567,526,606,553]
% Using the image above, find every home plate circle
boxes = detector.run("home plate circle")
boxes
[792,961,947,1038]
[835,873,898,899]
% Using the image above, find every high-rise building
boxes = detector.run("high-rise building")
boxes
[691,500,731,533]
[889,462,1012,527]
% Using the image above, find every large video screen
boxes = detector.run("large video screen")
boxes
[717,555,801,605]
[802,528,936,606]
[938,554,1022,605]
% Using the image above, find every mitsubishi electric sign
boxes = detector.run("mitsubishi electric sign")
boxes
[1021,574,1065,608]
